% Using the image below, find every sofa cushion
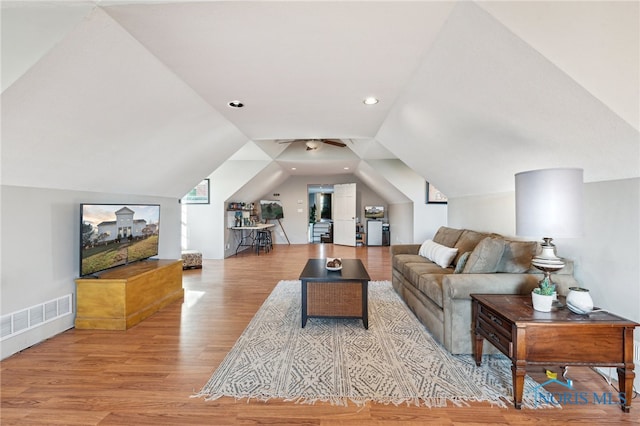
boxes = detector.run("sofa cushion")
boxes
[462,237,506,273]
[404,262,453,285]
[497,240,538,273]
[418,239,459,268]
[453,230,491,264]
[454,251,471,274]
[432,226,464,248]
[393,253,430,272]
[416,273,450,308]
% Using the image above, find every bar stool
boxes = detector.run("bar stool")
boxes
[255,229,272,254]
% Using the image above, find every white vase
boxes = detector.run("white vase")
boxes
[531,291,554,312]
[566,287,594,314]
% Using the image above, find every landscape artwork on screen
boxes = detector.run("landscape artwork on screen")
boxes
[260,200,284,220]
[364,206,385,219]
[80,204,160,276]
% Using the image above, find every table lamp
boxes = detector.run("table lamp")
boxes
[515,168,584,286]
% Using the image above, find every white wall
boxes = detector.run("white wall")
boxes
[0,185,182,359]
[181,199,224,257]
[253,174,389,246]
[385,196,449,245]
[448,192,515,234]
[561,178,639,322]
[413,202,448,243]
[183,158,448,257]
[183,172,390,259]
[388,202,413,244]
[181,159,277,259]
[184,174,390,254]
[448,178,640,388]
[364,160,448,243]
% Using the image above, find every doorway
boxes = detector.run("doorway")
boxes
[320,193,332,220]
[307,184,333,243]
[307,183,357,245]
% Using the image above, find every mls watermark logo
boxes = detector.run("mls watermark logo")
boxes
[531,377,626,407]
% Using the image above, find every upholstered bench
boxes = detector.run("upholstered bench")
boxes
[181,250,202,270]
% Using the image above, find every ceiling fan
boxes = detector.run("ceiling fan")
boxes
[277,139,347,151]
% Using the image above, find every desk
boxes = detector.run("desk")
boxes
[471,294,638,412]
[231,223,274,255]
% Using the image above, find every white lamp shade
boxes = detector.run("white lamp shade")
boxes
[515,168,584,238]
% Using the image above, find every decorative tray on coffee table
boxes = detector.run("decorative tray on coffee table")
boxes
[325,257,342,271]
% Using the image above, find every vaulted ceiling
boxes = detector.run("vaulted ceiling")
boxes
[2,1,638,202]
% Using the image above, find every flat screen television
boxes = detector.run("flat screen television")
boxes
[80,204,160,277]
[364,205,385,219]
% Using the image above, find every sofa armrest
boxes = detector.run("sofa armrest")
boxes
[390,244,421,256]
[442,273,579,301]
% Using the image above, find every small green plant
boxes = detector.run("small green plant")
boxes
[309,204,317,223]
[533,276,556,296]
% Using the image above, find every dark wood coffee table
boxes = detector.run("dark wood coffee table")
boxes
[471,294,638,412]
[299,258,371,329]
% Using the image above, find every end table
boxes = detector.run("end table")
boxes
[471,294,638,412]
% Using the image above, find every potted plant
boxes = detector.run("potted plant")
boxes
[531,277,555,312]
[309,204,317,224]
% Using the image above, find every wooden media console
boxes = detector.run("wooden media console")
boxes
[75,259,183,330]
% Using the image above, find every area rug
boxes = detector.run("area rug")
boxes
[194,280,554,408]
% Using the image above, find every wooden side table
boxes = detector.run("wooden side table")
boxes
[471,294,638,412]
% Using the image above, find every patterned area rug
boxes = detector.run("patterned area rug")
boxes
[195,280,553,408]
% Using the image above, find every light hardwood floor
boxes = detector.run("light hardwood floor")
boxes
[1,244,637,425]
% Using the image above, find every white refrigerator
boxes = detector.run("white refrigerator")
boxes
[367,220,383,246]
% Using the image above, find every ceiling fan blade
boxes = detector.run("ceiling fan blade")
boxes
[322,139,346,147]
[277,139,297,144]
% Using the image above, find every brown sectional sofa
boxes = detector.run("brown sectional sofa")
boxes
[391,226,579,354]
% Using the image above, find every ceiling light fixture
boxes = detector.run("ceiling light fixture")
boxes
[227,100,244,108]
[305,140,320,150]
[344,167,350,170]
[363,97,379,105]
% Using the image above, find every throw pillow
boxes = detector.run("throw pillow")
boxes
[418,239,459,269]
[497,240,538,273]
[453,230,490,265]
[454,251,471,274]
[462,237,506,273]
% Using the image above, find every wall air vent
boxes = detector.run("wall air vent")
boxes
[1,294,73,341]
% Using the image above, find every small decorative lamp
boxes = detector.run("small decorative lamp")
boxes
[515,168,584,286]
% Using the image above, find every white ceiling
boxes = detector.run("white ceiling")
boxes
[2,1,638,202]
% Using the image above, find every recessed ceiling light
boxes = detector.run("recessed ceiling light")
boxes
[291,167,297,170]
[363,97,379,105]
[228,100,244,108]
[344,167,350,170]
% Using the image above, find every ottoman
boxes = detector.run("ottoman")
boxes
[181,250,202,270]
